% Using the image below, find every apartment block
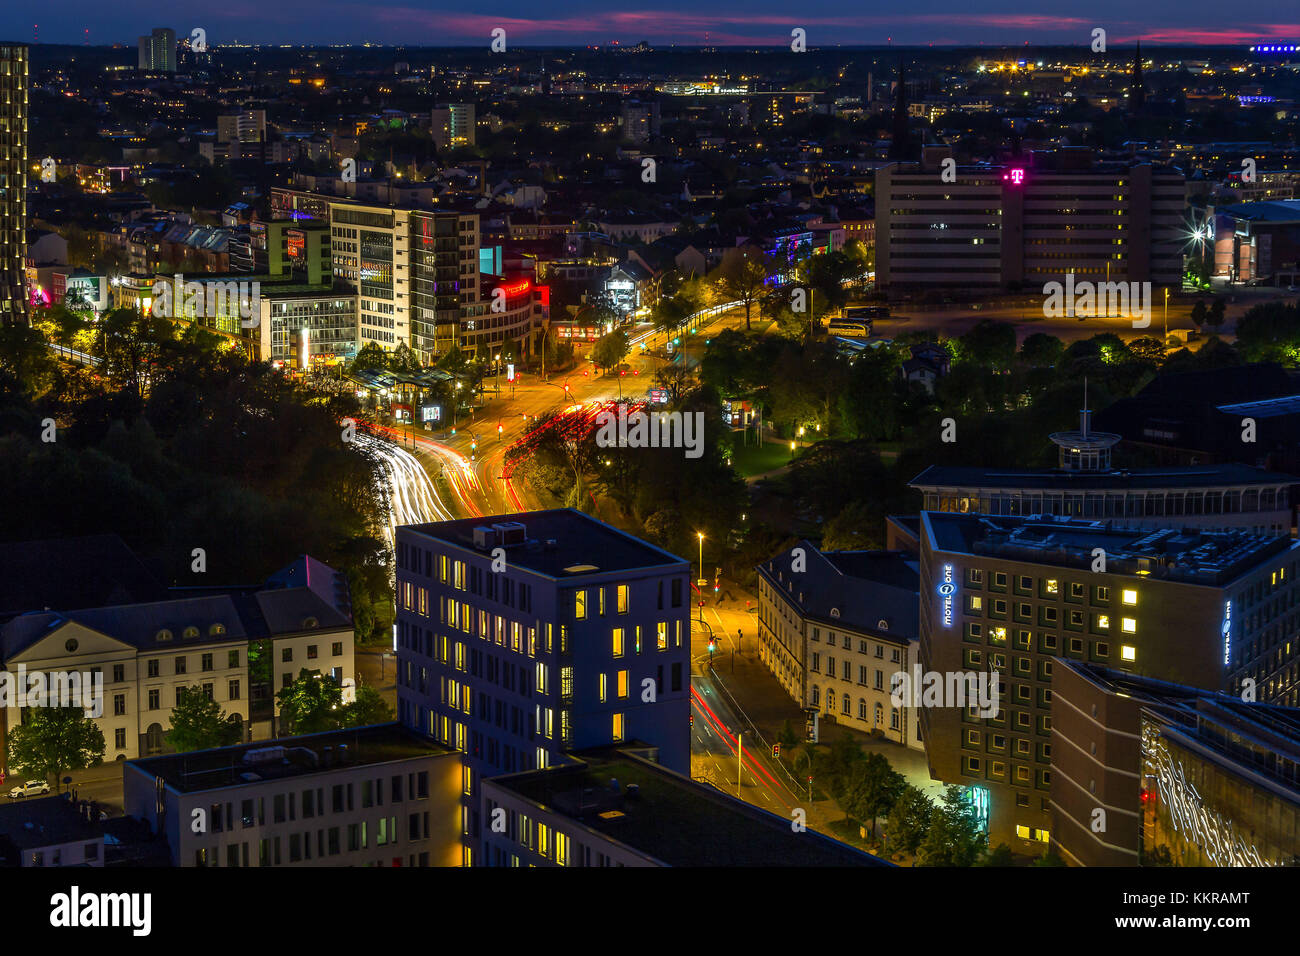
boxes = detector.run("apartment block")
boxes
[123,725,460,867]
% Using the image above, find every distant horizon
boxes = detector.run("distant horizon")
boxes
[9,40,1294,52]
[4,3,1300,49]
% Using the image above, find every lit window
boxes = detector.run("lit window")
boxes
[1122,589,1138,606]
[599,674,607,702]
[612,628,625,658]
[617,670,629,699]
[1045,579,1059,595]
[1121,618,1136,634]
[612,713,625,742]
[575,590,587,620]
[1097,615,1110,629]
[616,584,629,614]
[1120,645,1136,662]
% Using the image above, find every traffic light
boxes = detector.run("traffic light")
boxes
[773,743,780,758]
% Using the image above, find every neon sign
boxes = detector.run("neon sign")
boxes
[1222,600,1232,666]
[937,564,957,628]
[1003,168,1025,185]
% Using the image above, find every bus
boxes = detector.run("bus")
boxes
[826,318,871,338]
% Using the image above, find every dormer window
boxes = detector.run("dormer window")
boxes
[303,617,319,629]
[209,623,226,636]
[182,626,199,640]
[155,629,173,642]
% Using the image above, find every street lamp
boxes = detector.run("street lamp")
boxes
[1164,288,1170,344]
[697,531,706,624]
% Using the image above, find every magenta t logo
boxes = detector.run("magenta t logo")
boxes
[1004,168,1025,185]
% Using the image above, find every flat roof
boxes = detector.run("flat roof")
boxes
[492,747,889,867]
[126,724,452,794]
[911,463,1296,491]
[0,795,101,851]
[923,512,1294,586]
[401,509,687,579]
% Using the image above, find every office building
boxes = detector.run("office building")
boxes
[124,725,461,867]
[911,403,1296,534]
[0,796,104,868]
[431,104,475,149]
[620,101,660,144]
[217,110,267,145]
[0,43,27,325]
[918,511,1300,852]
[137,28,176,73]
[394,510,691,866]
[755,542,923,750]
[481,745,890,866]
[1052,661,1300,866]
[875,149,1185,290]
[0,555,356,761]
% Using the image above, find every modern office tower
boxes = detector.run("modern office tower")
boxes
[394,510,691,867]
[431,104,475,149]
[124,725,462,867]
[875,149,1184,290]
[1052,661,1300,867]
[755,541,923,750]
[918,511,1300,853]
[481,746,891,867]
[137,28,177,73]
[0,43,28,325]
[910,404,1296,534]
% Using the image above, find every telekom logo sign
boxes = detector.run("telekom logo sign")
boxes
[1003,168,1025,185]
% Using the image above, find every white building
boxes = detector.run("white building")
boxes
[755,542,924,751]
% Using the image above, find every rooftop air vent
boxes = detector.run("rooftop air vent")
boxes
[472,526,498,550]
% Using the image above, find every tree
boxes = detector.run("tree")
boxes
[1019,333,1064,368]
[276,669,345,735]
[1207,297,1226,331]
[917,786,988,866]
[341,684,394,727]
[980,843,1015,866]
[592,328,630,374]
[0,321,57,397]
[841,751,906,839]
[1190,299,1207,330]
[350,341,388,374]
[716,248,772,331]
[6,705,106,788]
[778,719,800,753]
[959,320,1017,371]
[885,783,933,855]
[1033,850,1067,867]
[167,685,245,753]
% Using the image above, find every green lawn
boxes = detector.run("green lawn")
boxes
[730,440,795,478]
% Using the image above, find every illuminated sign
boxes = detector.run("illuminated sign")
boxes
[286,229,306,260]
[937,564,957,628]
[506,363,515,382]
[1222,600,1232,666]
[1250,45,1298,53]
[1003,168,1025,185]
[498,280,531,297]
[421,404,443,423]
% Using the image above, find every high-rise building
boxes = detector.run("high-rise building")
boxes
[217,110,268,145]
[620,101,660,144]
[1052,661,1300,867]
[918,510,1300,853]
[394,510,691,867]
[875,149,1185,290]
[0,43,28,325]
[137,28,176,73]
[431,104,475,149]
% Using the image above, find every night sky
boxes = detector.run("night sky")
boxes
[3,1,1300,48]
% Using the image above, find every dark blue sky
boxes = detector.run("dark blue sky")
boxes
[5,1,1300,47]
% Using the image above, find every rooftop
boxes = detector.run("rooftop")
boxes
[923,513,1294,586]
[126,724,451,794]
[492,747,889,867]
[401,508,687,579]
[910,462,1297,491]
[0,795,102,855]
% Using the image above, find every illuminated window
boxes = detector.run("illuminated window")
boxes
[1045,579,1059,595]
[575,590,587,620]
[598,588,606,616]
[616,584,629,614]
[612,713,625,742]
[612,628,625,658]
[1121,644,1136,662]
[617,670,629,699]
[599,674,607,702]
[969,596,983,611]
[1122,589,1138,606]
[1121,618,1136,634]
[1097,615,1110,629]
[657,622,668,650]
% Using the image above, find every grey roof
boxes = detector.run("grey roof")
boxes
[757,541,919,641]
[0,796,102,853]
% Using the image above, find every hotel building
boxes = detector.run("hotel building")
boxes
[755,542,923,750]
[394,510,691,866]
[919,511,1300,853]
[875,149,1184,290]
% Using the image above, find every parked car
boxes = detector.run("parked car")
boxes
[8,780,50,799]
